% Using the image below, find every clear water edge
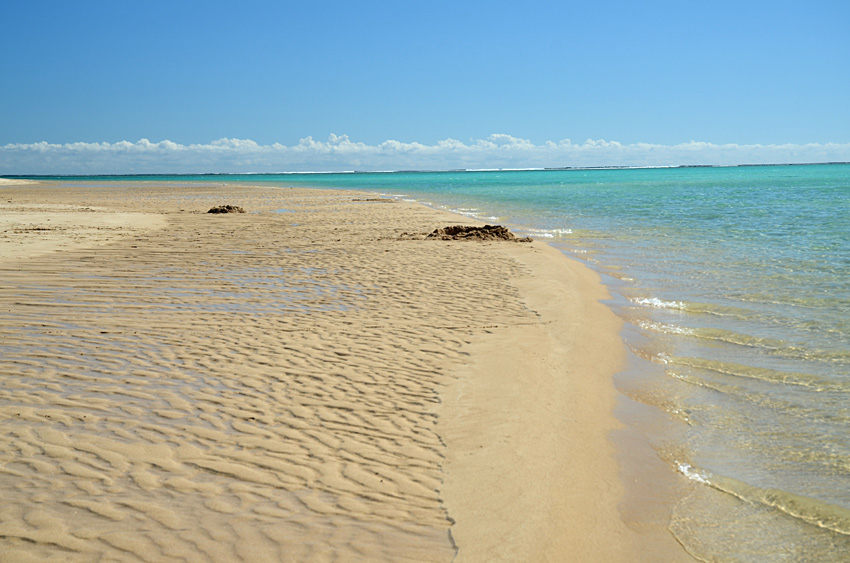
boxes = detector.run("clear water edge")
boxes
[330,166,850,562]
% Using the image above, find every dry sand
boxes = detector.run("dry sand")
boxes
[0,181,687,561]
[0,178,40,186]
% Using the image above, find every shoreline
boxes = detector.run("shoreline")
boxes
[439,241,633,560]
[0,181,689,560]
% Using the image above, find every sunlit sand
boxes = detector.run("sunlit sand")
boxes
[0,181,682,561]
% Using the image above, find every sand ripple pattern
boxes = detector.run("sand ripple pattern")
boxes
[0,185,533,562]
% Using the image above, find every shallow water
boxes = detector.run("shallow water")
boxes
[20,165,850,560]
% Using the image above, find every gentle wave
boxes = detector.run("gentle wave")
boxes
[444,206,501,222]
[630,297,755,318]
[675,462,850,536]
[631,297,686,310]
[636,320,696,336]
[668,356,841,391]
[631,296,850,345]
[634,323,850,365]
[670,371,850,432]
[523,227,574,238]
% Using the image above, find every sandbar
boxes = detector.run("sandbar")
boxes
[0,181,688,561]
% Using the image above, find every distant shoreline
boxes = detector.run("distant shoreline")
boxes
[3,160,849,180]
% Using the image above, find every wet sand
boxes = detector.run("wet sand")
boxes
[0,181,686,561]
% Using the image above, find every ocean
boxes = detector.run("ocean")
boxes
[16,164,850,560]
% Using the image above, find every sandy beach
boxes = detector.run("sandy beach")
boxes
[0,180,687,561]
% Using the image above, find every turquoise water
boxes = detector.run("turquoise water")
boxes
[14,165,850,560]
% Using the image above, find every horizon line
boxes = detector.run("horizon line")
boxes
[4,161,850,179]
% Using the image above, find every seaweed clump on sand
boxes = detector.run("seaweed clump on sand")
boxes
[426,225,532,242]
[207,205,246,214]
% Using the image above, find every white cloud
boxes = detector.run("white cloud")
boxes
[581,138,622,148]
[482,134,535,148]
[1,135,849,175]
[210,138,260,149]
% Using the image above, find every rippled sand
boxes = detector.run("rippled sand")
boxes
[0,182,669,561]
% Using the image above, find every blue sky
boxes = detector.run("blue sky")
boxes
[2,0,849,173]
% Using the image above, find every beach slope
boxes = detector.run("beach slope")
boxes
[0,181,656,561]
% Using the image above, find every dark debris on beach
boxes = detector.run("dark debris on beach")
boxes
[207,205,246,214]
[426,225,532,242]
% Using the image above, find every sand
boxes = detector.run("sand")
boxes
[0,181,687,561]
